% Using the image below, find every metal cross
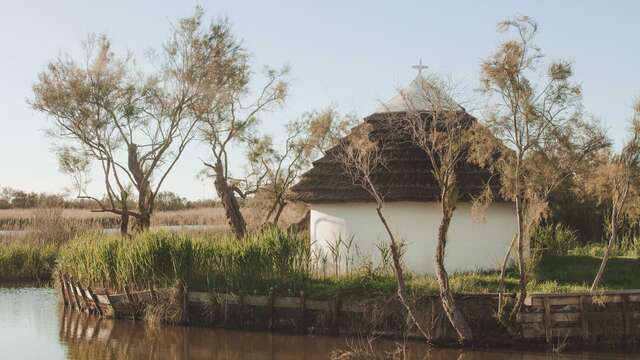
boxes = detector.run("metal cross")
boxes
[412,59,428,76]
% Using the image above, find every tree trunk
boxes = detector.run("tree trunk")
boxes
[511,193,527,318]
[120,212,129,236]
[137,209,151,232]
[375,206,431,342]
[591,207,617,292]
[435,206,474,342]
[497,234,517,311]
[213,161,246,239]
[272,200,287,225]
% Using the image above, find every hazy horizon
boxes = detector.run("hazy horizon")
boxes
[1,0,639,200]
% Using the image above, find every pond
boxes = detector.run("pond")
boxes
[0,287,635,359]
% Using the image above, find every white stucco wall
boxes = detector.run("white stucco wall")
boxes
[310,201,518,274]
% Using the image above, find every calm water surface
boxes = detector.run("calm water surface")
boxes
[0,287,636,359]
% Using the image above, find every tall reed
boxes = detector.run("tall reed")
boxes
[56,229,312,295]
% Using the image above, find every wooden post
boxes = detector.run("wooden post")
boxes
[543,297,552,344]
[59,273,68,306]
[331,295,341,336]
[580,295,589,341]
[623,294,631,343]
[268,293,274,332]
[239,294,244,329]
[70,277,82,311]
[104,289,116,318]
[299,291,306,334]
[87,286,103,316]
[76,281,92,313]
[123,285,135,320]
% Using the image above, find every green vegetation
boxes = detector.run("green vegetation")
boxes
[0,243,57,283]
[52,230,640,299]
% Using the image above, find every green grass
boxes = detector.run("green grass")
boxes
[0,243,57,282]
[15,228,640,298]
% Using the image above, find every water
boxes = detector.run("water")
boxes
[0,287,635,359]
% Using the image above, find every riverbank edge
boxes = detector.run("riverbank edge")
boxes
[57,273,640,351]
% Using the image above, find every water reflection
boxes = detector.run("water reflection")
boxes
[58,305,631,360]
[0,287,637,359]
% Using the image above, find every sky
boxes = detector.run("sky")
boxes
[1,0,639,200]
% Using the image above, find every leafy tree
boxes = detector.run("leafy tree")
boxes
[585,101,640,291]
[245,108,357,226]
[195,21,289,239]
[31,8,232,234]
[478,15,607,315]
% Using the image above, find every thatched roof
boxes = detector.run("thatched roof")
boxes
[290,110,504,204]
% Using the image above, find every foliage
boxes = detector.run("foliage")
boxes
[56,229,312,295]
[0,244,57,282]
[30,7,238,231]
[532,223,578,257]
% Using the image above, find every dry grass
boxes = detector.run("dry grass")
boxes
[0,204,306,231]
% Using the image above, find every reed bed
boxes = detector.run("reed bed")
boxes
[56,229,313,296]
[0,243,57,282]
[54,228,640,299]
[0,206,304,231]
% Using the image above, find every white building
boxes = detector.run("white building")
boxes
[292,73,519,274]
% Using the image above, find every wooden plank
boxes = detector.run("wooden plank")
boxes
[306,299,330,311]
[517,312,543,323]
[187,291,211,303]
[273,296,301,309]
[584,312,623,321]
[341,301,365,313]
[69,277,81,310]
[331,296,341,336]
[268,293,274,332]
[244,294,269,307]
[95,294,110,305]
[544,297,552,344]
[623,294,631,343]
[518,312,582,323]
[527,292,640,307]
[580,295,589,341]
[299,291,306,334]
[529,297,581,307]
[59,274,68,306]
[87,286,103,316]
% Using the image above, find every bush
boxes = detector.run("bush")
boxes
[0,244,57,282]
[532,223,577,256]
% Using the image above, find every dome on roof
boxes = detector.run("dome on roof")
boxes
[376,74,463,113]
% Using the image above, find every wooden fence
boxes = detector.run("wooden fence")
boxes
[59,273,640,344]
[518,290,640,343]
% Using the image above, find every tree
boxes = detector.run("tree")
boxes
[337,122,432,342]
[245,108,357,226]
[393,75,474,341]
[479,15,606,315]
[56,146,92,198]
[31,9,228,234]
[195,21,289,239]
[588,102,640,291]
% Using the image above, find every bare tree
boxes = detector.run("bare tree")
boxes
[588,102,640,291]
[479,15,606,315]
[393,75,474,341]
[338,123,432,342]
[31,9,227,233]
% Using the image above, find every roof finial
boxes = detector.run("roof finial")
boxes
[412,59,428,76]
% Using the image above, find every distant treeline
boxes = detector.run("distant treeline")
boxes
[0,188,218,211]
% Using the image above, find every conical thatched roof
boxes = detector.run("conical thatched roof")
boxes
[291,110,503,204]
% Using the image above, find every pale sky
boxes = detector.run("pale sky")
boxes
[1,0,638,200]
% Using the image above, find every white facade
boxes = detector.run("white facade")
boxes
[310,201,518,274]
